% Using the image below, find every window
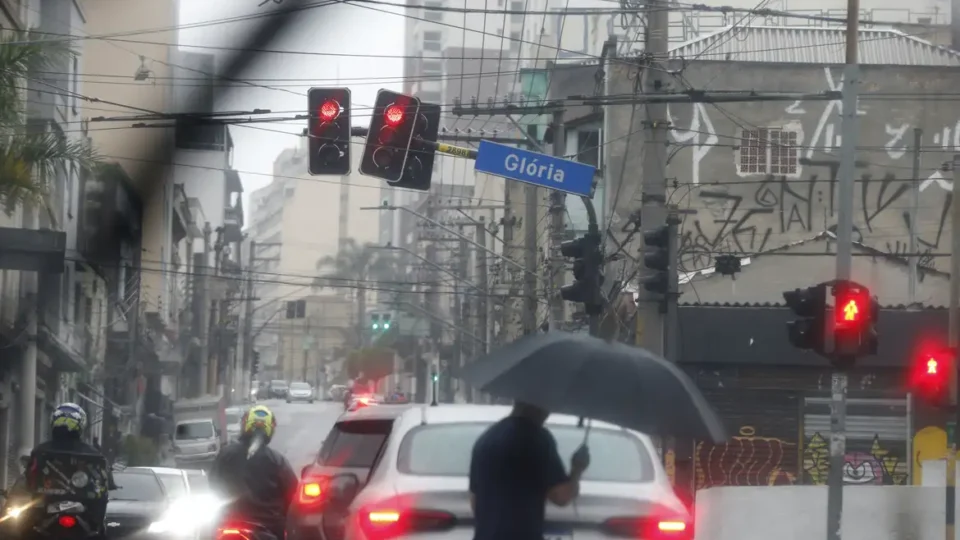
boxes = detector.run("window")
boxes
[317,420,392,469]
[424,0,442,21]
[175,421,214,440]
[510,31,521,49]
[111,473,165,502]
[398,423,654,482]
[511,1,524,22]
[157,475,187,498]
[70,57,78,113]
[423,31,442,48]
[422,59,442,75]
[739,128,798,175]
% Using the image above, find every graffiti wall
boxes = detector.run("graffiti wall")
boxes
[802,432,909,485]
[694,426,798,489]
[606,60,960,274]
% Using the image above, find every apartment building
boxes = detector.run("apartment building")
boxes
[246,139,380,374]
[274,295,355,385]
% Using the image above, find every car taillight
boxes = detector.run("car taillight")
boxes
[358,508,456,540]
[216,526,252,540]
[58,515,77,528]
[298,478,328,505]
[602,516,692,539]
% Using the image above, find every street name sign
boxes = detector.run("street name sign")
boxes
[474,140,596,198]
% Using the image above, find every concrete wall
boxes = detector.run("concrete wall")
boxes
[604,61,960,295]
[695,485,957,539]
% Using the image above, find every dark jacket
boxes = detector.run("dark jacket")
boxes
[209,438,298,536]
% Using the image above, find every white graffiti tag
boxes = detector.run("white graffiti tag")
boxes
[666,102,717,185]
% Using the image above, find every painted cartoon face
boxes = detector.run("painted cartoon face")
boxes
[843,452,883,485]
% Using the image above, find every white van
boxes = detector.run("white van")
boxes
[172,418,220,469]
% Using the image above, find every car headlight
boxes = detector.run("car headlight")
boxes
[152,493,226,535]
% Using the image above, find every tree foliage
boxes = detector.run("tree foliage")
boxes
[346,347,395,382]
[0,31,100,213]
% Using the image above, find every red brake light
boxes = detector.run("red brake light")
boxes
[384,104,405,127]
[216,527,252,540]
[603,516,692,539]
[358,508,456,540]
[319,99,340,123]
[58,515,77,528]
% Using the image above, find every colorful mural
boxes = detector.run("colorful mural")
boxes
[694,426,797,489]
[913,425,949,485]
[802,433,908,485]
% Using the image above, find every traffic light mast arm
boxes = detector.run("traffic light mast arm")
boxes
[351,126,477,160]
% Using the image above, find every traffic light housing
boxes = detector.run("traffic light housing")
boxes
[641,226,670,294]
[782,284,826,351]
[307,87,351,175]
[371,313,381,331]
[252,351,261,376]
[382,313,392,330]
[392,101,440,191]
[559,232,604,315]
[910,346,952,407]
[360,89,421,183]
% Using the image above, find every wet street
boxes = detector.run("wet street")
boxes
[255,399,344,472]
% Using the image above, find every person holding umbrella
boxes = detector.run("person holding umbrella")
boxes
[468,400,590,540]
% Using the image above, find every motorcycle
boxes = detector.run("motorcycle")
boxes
[32,500,102,540]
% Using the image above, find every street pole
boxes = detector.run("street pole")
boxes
[425,196,443,400]
[523,185,538,335]
[198,222,212,396]
[829,0,860,535]
[947,153,960,540]
[453,236,467,401]
[908,129,922,304]
[548,110,567,331]
[18,272,37,459]
[211,228,225,396]
[475,217,490,403]
[242,241,256,397]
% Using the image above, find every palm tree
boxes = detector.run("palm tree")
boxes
[315,239,401,347]
[0,31,99,213]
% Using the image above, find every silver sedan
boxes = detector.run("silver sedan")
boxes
[286,382,315,403]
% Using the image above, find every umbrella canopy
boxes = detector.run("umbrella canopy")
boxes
[459,331,727,442]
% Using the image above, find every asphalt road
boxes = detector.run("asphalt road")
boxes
[255,398,344,472]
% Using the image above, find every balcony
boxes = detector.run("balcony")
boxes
[38,314,88,373]
[223,203,243,243]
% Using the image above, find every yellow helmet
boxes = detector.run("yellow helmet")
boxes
[241,405,277,440]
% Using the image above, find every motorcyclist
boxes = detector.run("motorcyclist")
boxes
[22,403,116,538]
[209,404,298,540]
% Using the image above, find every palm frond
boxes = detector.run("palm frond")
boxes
[0,133,99,213]
[0,30,75,125]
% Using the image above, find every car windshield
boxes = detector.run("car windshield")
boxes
[157,474,187,498]
[398,423,654,482]
[176,421,214,440]
[291,383,310,390]
[111,473,165,501]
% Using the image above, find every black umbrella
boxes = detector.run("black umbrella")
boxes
[459,331,727,442]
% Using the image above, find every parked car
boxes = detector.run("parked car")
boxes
[268,380,289,399]
[106,468,168,539]
[286,382,315,403]
[172,418,221,470]
[326,384,347,402]
[291,405,691,540]
[224,406,245,441]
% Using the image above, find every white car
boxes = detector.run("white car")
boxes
[286,382,315,403]
[293,404,691,540]
[224,406,245,441]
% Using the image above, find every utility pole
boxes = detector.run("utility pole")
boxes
[425,196,442,401]
[947,153,960,540]
[548,110,567,331]
[302,317,310,382]
[475,217,490,403]
[18,272,37,459]
[828,0,861,534]
[453,235,468,402]
[908,129,922,304]
[523,183,538,335]
[210,227,225,396]
[198,222,212,396]
[242,241,256,397]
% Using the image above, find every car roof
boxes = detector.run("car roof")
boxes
[127,467,184,477]
[337,403,414,421]
[397,404,634,432]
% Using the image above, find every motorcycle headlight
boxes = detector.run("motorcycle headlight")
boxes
[5,505,26,519]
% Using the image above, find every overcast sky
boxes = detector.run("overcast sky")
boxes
[178,1,405,211]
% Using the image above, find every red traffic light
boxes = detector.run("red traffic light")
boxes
[319,99,340,123]
[838,297,861,323]
[927,356,940,375]
[384,104,405,127]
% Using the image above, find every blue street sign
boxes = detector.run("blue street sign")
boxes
[474,140,596,198]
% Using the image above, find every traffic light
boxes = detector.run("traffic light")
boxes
[392,101,440,191]
[782,284,826,351]
[382,313,392,330]
[252,351,261,376]
[432,371,439,383]
[307,87,351,175]
[359,89,421,183]
[830,280,878,358]
[640,223,677,295]
[910,346,952,407]
[559,232,604,315]
[371,313,381,331]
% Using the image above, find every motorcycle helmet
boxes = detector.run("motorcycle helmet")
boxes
[51,402,87,436]
[240,405,277,443]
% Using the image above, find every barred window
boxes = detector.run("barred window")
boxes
[739,128,798,175]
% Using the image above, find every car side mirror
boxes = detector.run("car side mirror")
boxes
[327,473,360,508]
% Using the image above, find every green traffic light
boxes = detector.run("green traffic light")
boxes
[432,374,438,382]
[372,323,380,330]
[383,322,391,330]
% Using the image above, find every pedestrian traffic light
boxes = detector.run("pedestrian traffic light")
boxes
[307,87,351,175]
[910,346,952,407]
[382,313,392,330]
[359,89,422,183]
[830,280,878,358]
[641,225,672,294]
[782,284,826,351]
[559,232,604,315]
[371,313,381,331]
[392,101,440,191]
